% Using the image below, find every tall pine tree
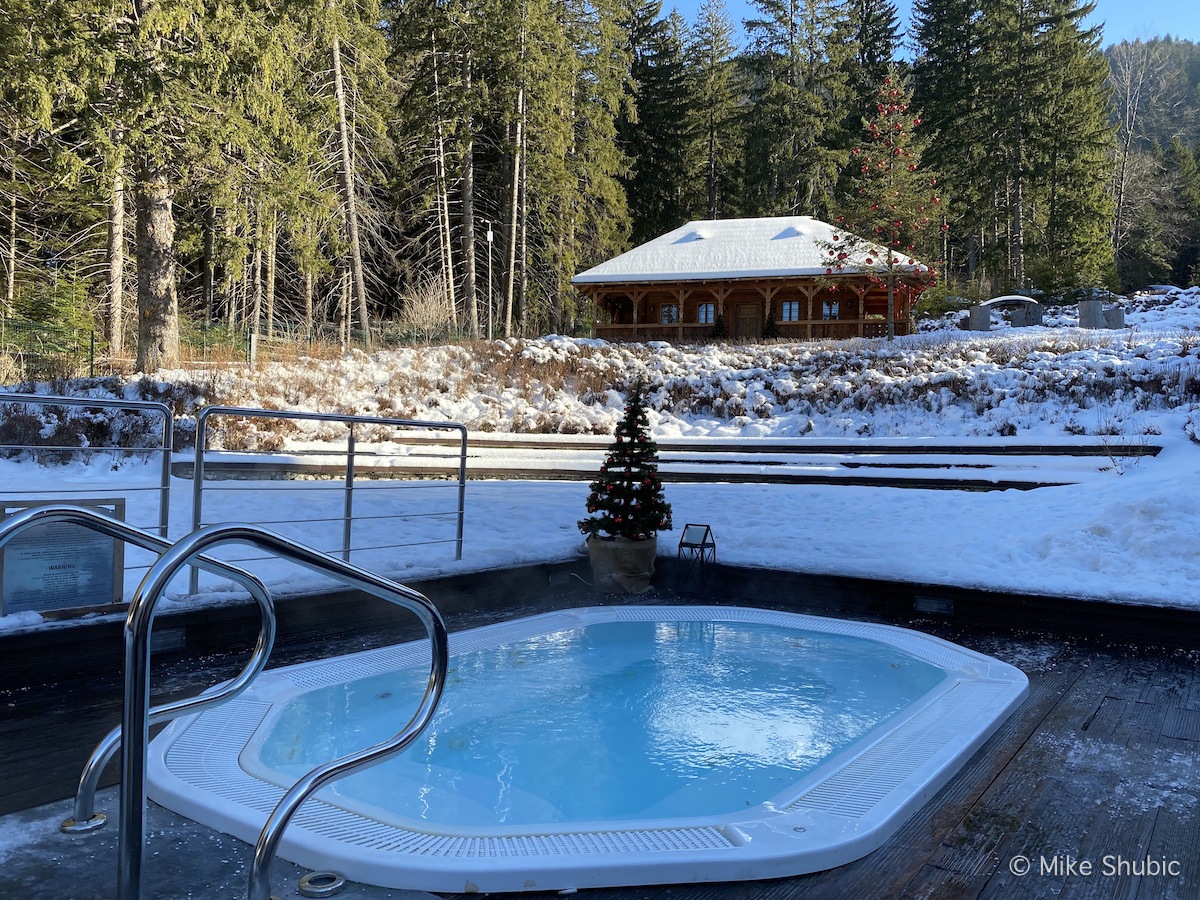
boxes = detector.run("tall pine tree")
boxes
[688,0,744,219]
[744,0,855,217]
[619,2,695,245]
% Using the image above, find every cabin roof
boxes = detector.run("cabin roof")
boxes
[572,216,926,285]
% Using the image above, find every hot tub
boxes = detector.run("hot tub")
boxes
[147,605,1028,892]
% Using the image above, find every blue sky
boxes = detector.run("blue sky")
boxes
[667,0,1200,49]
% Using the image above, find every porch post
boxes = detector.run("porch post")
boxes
[802,283,816,340]
[632,290,645,340]
[674,286,690,341]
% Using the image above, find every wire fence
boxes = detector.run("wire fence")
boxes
[0,317,96,380]
[0,317,481,383]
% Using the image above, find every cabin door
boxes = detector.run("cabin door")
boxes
[734,303,761,339]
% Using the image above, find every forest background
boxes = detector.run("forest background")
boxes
[2,0,1199,371]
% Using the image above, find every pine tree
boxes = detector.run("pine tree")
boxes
[829,67,940,338]
[744,0,855,217]
[912,0,986,283]
[1167,137,1200,286]
[845,0,900,139]
[579,379,673,541]
[1023,0,1115,291]
[914,0,1115,295]
[687,0,743,219]
[619,2,695,245]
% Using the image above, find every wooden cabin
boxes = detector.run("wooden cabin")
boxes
[572,217,927,342]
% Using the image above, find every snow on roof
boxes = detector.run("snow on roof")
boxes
[572,216,926,285]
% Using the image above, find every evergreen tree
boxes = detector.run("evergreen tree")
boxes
[845,0,900,136]
[579,379,672,541]
[744,0,855,217]
[1024,0,1115,291]
[1167,137,1200,286]
[830,67,939,338]
[619,2,695,245]
[688,0,743,219]
[914,0,1115,295]
[912,0,986,282]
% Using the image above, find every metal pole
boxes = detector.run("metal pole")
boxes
[157,408,172,540]
[342,423,355,562]
[89,330,95,377]
[188,409,210,596]
[486,221,493,340]
[454,424,466,560]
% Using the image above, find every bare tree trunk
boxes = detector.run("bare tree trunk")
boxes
[503,119,523,338]
[517,119,528,335]
[430,30,458,329]
[5,195,15,315]
[885,267,895,341]
[251,206,263,334]
[331,14,370,345]
[107,167,125,353]
[133,175,180,372]
[265,210,277,338]
[340,266,350,347]
[503,7,527,338]
[303,271,314,335]
[460,31,479,336]
[225,266,237,330]
[201,204,215,324]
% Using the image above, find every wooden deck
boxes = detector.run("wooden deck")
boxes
[2,563,1198,899]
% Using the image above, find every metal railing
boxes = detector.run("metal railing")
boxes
[0,506,274,835]
[0,505,449,900]
[125,522,448,900]
[0,393,173,538]
[189,406,467,595]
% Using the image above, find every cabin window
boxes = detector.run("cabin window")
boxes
[781,300,801,322]
[697,302,714,324]
[661,304,679,324]
[822,301,840,320]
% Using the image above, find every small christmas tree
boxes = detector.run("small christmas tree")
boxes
[578,379,673,541]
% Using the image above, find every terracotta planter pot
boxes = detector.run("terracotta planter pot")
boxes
[586,535,658,594]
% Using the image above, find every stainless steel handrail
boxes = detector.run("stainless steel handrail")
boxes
[118,522,449,900]
[0,393,173,537]
[0,505,276,834]
[189,406,467,595]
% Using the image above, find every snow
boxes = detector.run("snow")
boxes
[1,285,1200,633]
[571,216,925,283]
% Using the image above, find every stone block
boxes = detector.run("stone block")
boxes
[1078,299,1105,329]
[968,305,991,331]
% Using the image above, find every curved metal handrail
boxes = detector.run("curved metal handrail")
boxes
[116,522,449,900]
[0,505,276,833]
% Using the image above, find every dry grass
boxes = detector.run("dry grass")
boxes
[4,330,1200,451]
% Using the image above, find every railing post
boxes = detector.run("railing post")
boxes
[455,425,467,561]
[184,407,465,579]
[342,423,355,562]
[188,409,210,596]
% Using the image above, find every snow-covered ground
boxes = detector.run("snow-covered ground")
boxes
[2,287,1199,633]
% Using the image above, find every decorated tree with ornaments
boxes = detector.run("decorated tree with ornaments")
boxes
[578,380,673,541]
[826,65,940,340]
